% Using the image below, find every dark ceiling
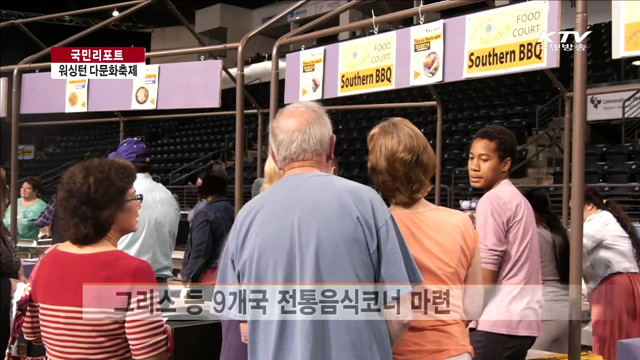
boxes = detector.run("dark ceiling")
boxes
[0,1,282,29]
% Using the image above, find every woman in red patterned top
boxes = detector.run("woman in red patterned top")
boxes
[23,159,171,360]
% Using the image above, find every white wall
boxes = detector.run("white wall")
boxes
[150,26,200,64]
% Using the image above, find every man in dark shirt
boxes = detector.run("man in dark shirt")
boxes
[181,172,234,284]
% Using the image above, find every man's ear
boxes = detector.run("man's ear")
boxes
[501,157,512,173]
[327,134,336,163]
[269,147,281,170]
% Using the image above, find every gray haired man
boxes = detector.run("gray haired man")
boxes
[216,101,422,360]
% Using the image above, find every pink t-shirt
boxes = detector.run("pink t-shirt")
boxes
[474,179,543,336]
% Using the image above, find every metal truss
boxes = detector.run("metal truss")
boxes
[0,9,151,31]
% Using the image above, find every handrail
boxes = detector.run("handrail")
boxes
[622,90,640,143]
[170,159,221,185]
[18,159,77,183]
[519,125,560,150]
[168,148,224,179]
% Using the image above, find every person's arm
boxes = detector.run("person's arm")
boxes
[23,296,43,344]
[126,262,170,360]
[463,232,484,325]
[181,213,213,284]
[239,321,249,344]
[375,213,423,349]
[34,200,55,228]
[583,217,606,255]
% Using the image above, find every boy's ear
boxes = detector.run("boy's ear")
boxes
[501,157,512,173]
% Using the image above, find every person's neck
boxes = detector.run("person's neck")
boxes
[390,198,436,213]
[206,195,216,202]
[283,159,328,177]
[488,176,509,191]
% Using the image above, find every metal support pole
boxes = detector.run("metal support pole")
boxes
[8,0,152,241]
[562,97,572,227]
[236,0,310,214]
[257,112,264,178]
[163,0,263,111]
[120,120,125,142]
[0,0,146,28]
[569,1,587,358]
[428,86,443,206]
[16,23,47,49]
[10,68,21,242]
[270,0,363,121]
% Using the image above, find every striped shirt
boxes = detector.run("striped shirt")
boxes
[23,248,170,360]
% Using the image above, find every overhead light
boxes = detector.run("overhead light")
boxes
[632,60,640,66]
[112,9,119,17]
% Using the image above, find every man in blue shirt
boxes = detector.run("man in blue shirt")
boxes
[216,102,422,360]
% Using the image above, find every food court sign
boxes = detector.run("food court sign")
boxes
[464,1,549,78]
[338,32,396,96]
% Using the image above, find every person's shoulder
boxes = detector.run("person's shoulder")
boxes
[434,206,474,224]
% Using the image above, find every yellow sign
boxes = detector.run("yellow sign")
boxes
[621,1,640,57]
[411,20,444,86]
[300,47,325,101]
[463,1,548,78]
[338,32,396,96]
[65,78,88,113]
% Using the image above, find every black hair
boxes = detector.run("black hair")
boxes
[525,188,570,284]
[23,176,43,196]
[473,125,518,172]
[198,172,228,199]
[585,186,640,261]
[132,153,152,173]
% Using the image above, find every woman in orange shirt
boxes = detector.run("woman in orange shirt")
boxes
[368,117,483,360]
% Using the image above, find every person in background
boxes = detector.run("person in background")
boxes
[23,159,171,359]
[0,168,28,355]
[181,172,234,284]
[3,177,47,241]
[524,189,570,354]
[187,171,208,223]
[259,155,284,193]
[368,118,483,360]
[110,138,180,284]
[467,125,542,360]
[216,101,422,360]
[582,186,640,360]
[34,194,61,244]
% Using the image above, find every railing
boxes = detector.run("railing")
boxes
[622,90,640,143]
[514,183,640,223]
[18,159,78,184]
[511,125,564,175]
[168,148,226,184]
[535,94,564,129]
[166,185,198,211]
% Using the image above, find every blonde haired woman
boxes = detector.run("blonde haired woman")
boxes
[260,156,284,193]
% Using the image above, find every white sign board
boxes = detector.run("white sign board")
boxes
[587,91,640,122]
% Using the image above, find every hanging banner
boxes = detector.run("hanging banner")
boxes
[463,1,548,78]
[131,65,159,110]
[338,32,396,96]
[410,20,444,86]
[299,47,325,101]
[65,78,88,113]
[612,1,640,59]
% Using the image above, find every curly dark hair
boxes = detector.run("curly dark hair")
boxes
[473,125,518,172]
[57,159,137,246]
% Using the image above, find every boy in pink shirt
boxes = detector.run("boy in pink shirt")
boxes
[468,125,543,360]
